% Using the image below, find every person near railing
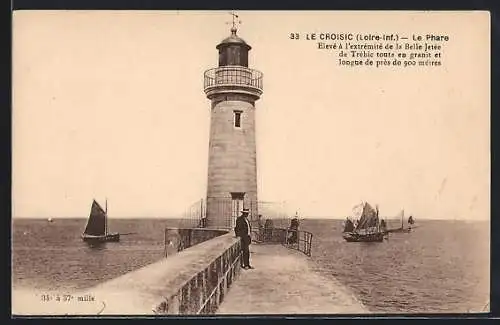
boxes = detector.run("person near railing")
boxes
[198,215,207,228]
[287,214,300,245]
[264,218,274,242]
[234,208,254,270]
[256,214,264,242]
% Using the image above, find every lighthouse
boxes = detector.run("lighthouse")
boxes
[203,20,263,230]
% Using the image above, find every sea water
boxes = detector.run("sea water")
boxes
[12,218,489,313]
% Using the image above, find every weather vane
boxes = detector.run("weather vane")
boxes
[226,11,242,32]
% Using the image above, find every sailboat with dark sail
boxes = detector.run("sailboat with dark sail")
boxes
[82,199,120,242]
[408,215,415,225]
[342,217,355,233]
[342,202,386,242]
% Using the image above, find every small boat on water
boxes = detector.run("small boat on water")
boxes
[81,199,120,243]
[343,202,386,242]
[408,215,415,227]
[47,217,54,223]
[385,209,416,234]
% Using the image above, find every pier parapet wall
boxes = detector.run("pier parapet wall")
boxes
[32,230,243,316]
[154,232,242,314]
[163,227,228,257]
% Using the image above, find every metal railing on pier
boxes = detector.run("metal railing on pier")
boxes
[178,198,206,229]
[204,197,294,230]
[284,229,313,257]
[255,227,313,257]
[173,197,313,256]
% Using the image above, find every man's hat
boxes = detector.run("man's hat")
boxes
[241,208,250,213]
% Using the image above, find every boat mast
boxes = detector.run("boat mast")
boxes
[401,209,404,229]
[105,198,108,235]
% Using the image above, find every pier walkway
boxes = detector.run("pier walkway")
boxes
[12,238,368,315]
[217,244,368,314]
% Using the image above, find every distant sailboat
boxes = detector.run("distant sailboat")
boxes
[386,209,416,233]
[343,202,386,242]
[47,217,53,223]
[81,199,120,242]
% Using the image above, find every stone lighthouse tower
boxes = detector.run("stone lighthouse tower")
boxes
[203,22,263,230]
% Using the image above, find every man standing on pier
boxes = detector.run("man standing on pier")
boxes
[235,208,254,269]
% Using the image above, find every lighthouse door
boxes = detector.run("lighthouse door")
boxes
[230,192,245,229]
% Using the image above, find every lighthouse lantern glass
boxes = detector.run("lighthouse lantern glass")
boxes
[218,45,249,67]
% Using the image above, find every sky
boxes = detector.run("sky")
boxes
[12,11,490,220]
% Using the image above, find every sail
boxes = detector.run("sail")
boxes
[408,215,415,225]
[355,202,379,231]
[343,219,355,232]
[83,200,107,236]
[352,202,364,219]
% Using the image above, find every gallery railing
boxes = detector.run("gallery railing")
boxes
[204,66,263,92]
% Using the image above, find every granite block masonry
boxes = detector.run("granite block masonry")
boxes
[203,26,264,229]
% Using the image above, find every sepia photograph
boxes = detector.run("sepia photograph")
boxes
[12,10,490,316]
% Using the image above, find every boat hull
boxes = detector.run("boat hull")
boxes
[82,233,120,243]
[343,232,385,242]
[386,227,413,234]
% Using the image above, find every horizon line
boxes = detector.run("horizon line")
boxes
[11,216,490,221]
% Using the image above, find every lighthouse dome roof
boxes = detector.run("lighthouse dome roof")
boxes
[216,27,251,50]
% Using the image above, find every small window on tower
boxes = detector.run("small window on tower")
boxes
[234,111,242,128]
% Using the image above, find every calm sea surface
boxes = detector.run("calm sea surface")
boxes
[12,218,489,313]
